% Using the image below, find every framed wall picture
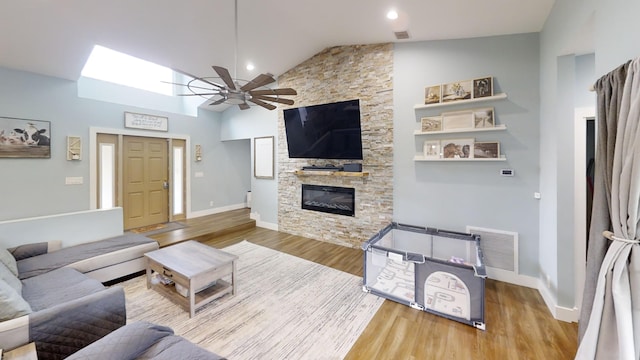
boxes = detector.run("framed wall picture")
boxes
[254,136,274,179]
[473,107,495,128]
[472,77,494,98]
[421,116,442,132]
[423,140,441,159]
[441,138,474,159]
[424,85,442,104]
[0,116,51,158]
[442,80,472,102]
[442,109,474,130]
[474,141,500,158]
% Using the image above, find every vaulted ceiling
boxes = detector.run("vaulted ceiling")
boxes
[0,0,555,84]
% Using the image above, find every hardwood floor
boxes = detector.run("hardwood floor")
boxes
[146,209,579,359]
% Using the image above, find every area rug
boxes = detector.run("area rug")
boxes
[119,240,384,360]
[128,221,185,236]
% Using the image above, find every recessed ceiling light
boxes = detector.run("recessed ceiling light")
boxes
[246,63,255,71]
[386,10,398,20]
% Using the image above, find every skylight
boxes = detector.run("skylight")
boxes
[81,45,173,96]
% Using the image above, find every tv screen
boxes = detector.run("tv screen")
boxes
[283,99,363,160]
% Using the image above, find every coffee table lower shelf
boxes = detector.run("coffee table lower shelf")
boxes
[150,280,232,316]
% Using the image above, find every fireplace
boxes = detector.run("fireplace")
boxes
[301,184,355,217]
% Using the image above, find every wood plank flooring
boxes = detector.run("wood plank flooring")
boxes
[145,209,579,359]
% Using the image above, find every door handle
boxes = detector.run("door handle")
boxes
[163,180,169,189]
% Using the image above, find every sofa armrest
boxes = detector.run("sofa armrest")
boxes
[0,315,29,352]
[8,241,61,261]
[28,286,126,360]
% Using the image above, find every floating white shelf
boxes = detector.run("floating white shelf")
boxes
[414,124,507,136]
[413,155,507,162]
[414,93,508,110]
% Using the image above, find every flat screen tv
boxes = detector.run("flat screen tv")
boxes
[283,99,363,160]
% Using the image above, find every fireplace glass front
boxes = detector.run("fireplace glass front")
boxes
[301,184,355,217]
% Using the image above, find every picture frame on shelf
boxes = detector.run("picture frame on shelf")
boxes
[474,141,500,158]
[473,107,495,128]
[424,85,442,104]
[441,138,474,159]
[442,80,472,102]
[442,109,474,130]
[423,140,441,159]
[421,116,442,132]
[472,77,494,98]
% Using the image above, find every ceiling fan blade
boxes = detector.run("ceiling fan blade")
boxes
[240,73,275,92]
[177,92,220,96]
[172,68,224,89]
[252,95,295,105]
[249,98,277,110]
[162,81,218,92]
[239,103,251,110]
[249,88,297,96]
[212,66,236,90]
[209,97,227,106]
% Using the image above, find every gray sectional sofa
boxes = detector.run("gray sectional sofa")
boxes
[0,233,159,359]
[66,321,226,360]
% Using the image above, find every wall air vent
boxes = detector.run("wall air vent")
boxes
[394,31,410,40]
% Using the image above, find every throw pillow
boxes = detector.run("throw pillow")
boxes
[0,279,32,321]
[0,247,18,277]
[8,242,48,261]
[0,261,22,294]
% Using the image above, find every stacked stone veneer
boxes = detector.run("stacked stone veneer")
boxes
[277,43,394,248]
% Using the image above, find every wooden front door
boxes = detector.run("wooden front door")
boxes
[123,136,169,229]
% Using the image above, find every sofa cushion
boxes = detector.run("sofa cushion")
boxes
[0,247,18,277]
[17,233,157,280]
[8,242,49,261]
[0,261,22,293]
[65,321,174,360]
[21,267,105,311]
[137,335,227,360]
[0,278,32,321]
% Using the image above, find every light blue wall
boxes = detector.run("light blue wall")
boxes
[0,66,250,221]
[220,105,278,226]
[393,33,541,277]
[540,0,640,310]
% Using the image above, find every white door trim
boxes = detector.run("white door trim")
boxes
[89,127,192,219]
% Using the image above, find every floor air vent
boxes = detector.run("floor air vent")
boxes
[466,226,518,274]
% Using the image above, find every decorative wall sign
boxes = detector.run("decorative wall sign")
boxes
[423,140,441,159]
[254,136,274,179]
[0,116,51,158]
[124,112,168,131]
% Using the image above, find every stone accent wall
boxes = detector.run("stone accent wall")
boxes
[277,43,394,248]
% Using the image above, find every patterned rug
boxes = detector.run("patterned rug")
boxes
[119,240,384,360]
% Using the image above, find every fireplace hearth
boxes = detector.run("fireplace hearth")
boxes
[302,184,355,217]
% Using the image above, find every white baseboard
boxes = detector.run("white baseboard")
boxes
[250,212,278,231]
[189,203,247,219]
[537,279,579,323]
[485,267,539,289]
[485,268,578,322]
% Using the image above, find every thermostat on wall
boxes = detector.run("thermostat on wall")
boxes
[500,169,514,176]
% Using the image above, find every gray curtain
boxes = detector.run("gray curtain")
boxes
[579,61,629,339]
[576,58,640,359]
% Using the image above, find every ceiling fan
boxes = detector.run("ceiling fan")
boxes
[170,0,297,111]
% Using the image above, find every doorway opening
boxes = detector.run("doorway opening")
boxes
[92,129,188,230]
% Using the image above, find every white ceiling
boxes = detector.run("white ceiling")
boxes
[0,0,555,84]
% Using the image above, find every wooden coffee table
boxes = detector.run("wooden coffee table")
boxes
[145,240,238,317]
